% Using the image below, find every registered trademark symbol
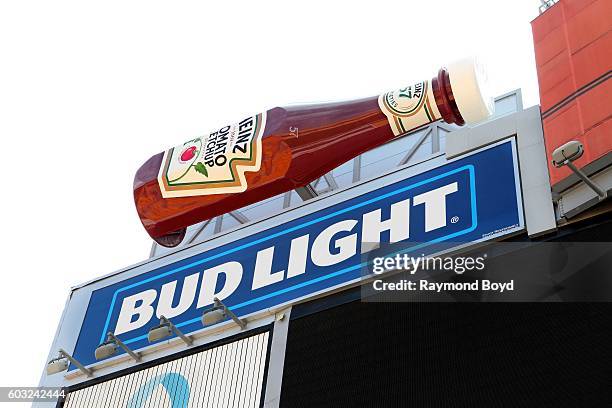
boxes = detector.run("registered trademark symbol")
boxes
[450,216,460,224]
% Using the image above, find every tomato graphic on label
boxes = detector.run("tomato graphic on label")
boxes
[180,146,198,162]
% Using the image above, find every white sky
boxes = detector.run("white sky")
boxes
[0,0,543,394]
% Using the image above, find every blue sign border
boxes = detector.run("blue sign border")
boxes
[64,137,525,371]
[100,164,477,345]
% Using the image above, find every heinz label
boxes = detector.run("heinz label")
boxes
[158,113,266,198]
[378,81,441,136]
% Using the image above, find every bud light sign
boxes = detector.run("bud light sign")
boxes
[72,139,523,367]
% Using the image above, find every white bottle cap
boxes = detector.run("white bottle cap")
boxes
[446,57,494,125]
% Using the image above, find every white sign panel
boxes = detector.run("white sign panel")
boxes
[63,332,269,408]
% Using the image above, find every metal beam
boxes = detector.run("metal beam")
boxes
[283,191,292,209]
[558,165,612,219]
[186,218,213,244]
[213,216,223,234]
[59,349,93,378]
[431,124,440,154]
[263,308,292,408]
[229,210,249,224]
[295,184,318,201]
[398,128,431,166]
[149,242,157,258]
[352,155,362,183]
[323,172,339,190]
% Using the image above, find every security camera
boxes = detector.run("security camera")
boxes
[147,324,173,343]
[95,341,118,360]
[551,140,584,168]
[46,358,69,375]
[202,308,226,326]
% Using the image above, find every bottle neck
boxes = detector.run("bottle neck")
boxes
[432,68,465,126]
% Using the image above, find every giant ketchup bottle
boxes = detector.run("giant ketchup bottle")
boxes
[134,58,493,247]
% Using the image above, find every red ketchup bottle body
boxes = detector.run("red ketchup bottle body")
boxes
[135,61,492,247]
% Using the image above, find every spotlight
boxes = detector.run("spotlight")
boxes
[203,308,226,326]
[147,324,172,343]
[94,342,116,361]
[46,349,92,377]
[147,316,193,346]
[201,297,246,329]
[552,140,607,199]
[95,332,141,362]
[46,357,69,375]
